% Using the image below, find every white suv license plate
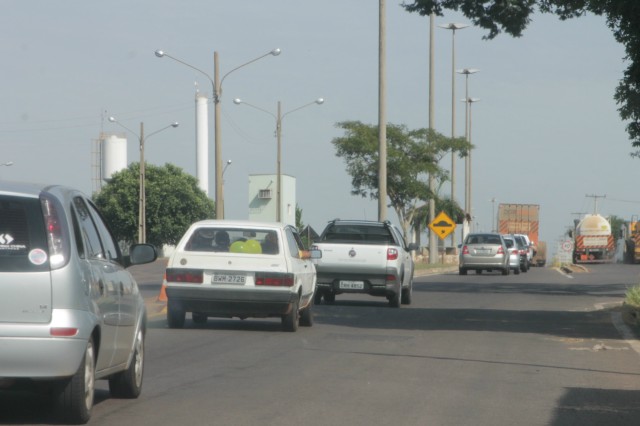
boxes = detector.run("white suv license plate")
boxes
[339,280,364,290]
[212,274,246,285]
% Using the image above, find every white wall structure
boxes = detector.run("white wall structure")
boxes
[101,134,127,182]
[248,174,296,226]
[195,92,209,195]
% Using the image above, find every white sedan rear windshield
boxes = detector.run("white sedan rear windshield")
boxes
[185,227,279,255]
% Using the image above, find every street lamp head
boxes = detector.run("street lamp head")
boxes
[154,50,165,58]
[457,68,479,75]
[270,48,281,56]
[315,98,324,105]
[233,98,243,105]
[227,159,232,165]
[108,116,116,123]
[171,122,179,128]
[439,23,469,30]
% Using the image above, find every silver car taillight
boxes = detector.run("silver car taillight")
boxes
[40,194,70,269]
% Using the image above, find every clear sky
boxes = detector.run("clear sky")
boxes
[0,1,634,258]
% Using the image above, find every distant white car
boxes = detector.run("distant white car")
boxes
[501,234,521,275]
[514,234,534,264]
[164,220,321,332]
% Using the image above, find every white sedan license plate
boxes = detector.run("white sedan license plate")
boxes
[339,280,364,290]
[212,274,246,285]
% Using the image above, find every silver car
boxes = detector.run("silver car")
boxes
[459,232,510,275]
[0,181,157,424]
[501,234,521,275]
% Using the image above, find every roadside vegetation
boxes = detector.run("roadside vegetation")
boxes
[414,262,453,271]
[623,284,640,331]
[625,284,640,308]
[93,163,214,248]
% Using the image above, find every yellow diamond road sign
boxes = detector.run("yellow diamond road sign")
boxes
[429,211,456,240]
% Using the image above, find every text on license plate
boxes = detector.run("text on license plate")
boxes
[339,280,364,289]
[212,274,246,284]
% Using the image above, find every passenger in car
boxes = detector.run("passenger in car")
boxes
[261,232,279,254]
[213,230,231,252]
[188,229,214,251]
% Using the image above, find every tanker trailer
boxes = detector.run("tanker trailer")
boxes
[573,214,615,264]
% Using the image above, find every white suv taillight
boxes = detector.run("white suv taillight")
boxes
[497,246,504,255]
[387,248,398,260]
[462,245,470,255]
[40,194,70,270]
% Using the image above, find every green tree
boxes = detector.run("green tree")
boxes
[331,121,470,240]
[402,0,640,154]
[296,204,304,232]
[94,163,214,249]
[609,214,625,243]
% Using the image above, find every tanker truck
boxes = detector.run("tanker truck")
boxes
[572,214,615,264]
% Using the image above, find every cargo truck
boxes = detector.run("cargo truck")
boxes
[620,217,640,264]
[497,203,546,267]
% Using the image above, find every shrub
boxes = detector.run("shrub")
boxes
[625,284,640,308]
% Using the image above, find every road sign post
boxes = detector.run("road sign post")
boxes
[428,211,457,263]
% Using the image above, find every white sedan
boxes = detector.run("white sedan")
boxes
[164,220,321,332]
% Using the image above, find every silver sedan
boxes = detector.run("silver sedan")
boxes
[459,232,510,275]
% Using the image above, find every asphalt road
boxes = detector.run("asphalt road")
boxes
[3,261,640,425]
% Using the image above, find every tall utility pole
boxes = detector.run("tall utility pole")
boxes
[428,13,437,264]
[586,194,606,214]
[378,0,387,221]
[139,122,145,243]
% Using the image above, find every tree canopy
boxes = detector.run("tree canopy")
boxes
[331,120,470,239]
[93,163,214,249]
[402,0,640,155]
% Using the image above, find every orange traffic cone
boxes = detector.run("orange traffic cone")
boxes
[156,274,168,302]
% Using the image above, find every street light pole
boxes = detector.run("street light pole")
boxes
[439,22,468,249]
[233,97,324,222]
[222,159,232,218]
[378,0,388,222]
[466,97,480,224]
[155,48,280,219]
[108,117,178,244]
[457,68,478,220]
[139,122,145,244]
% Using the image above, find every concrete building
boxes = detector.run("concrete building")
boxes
[248,174,295,226]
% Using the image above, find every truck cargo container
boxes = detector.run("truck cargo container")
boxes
[497,203,546,266]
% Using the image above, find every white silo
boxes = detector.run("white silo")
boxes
[196,92,209,195]
[102,133,127,182]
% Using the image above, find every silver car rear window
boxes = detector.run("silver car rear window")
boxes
[0,195,49,272]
